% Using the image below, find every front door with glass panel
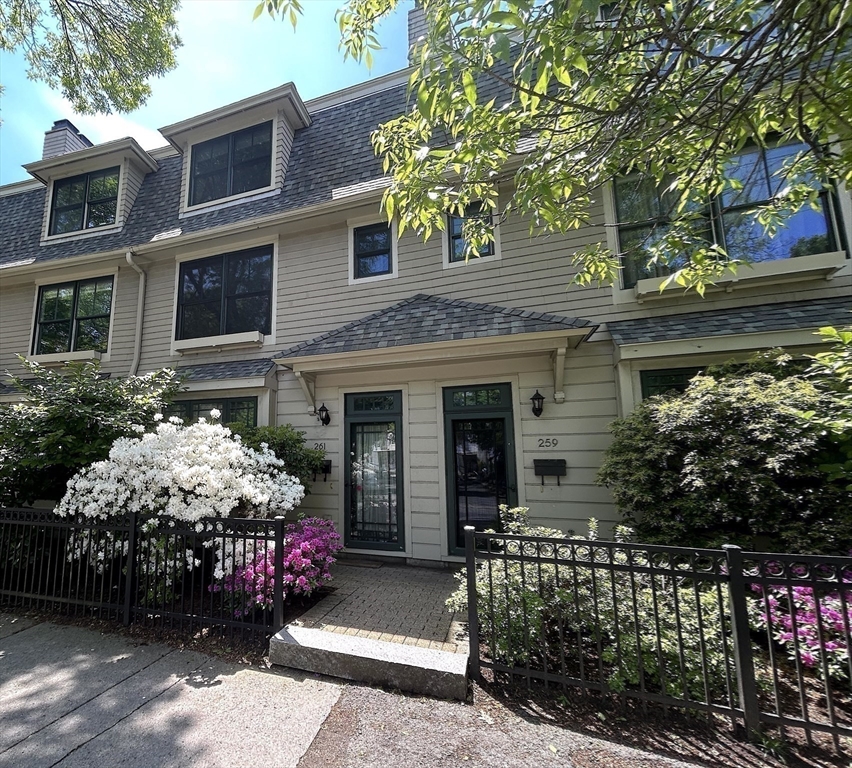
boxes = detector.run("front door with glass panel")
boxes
[344,392,404,551]
[444,384,517,554]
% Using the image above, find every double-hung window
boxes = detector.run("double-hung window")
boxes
[352,223,393,279]
[176,246,272,341]
[34,277,114,355]
[49,168,120,236]
[189,121,273,206]
[447,201,495,263]
[614,142,838,289]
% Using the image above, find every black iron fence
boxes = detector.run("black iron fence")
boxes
[0,508,286,638]
[464,527,852,753]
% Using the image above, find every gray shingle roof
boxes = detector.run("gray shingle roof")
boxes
[0,83,410,269]
[607,296,852,345]
[178,358,274,381]
[0,62,520,270]
[277,294,595,359]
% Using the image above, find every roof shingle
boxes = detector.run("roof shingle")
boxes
[178,358,274,381]
[277,294,594,359]
[607,296,851,345]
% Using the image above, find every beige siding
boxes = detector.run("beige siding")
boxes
[0,259,140,379]
[287,346,622,561]
[0,281,36,371]
[119,163,146,226]
[276,112,296,183]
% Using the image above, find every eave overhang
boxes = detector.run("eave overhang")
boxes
[24,137,159,184]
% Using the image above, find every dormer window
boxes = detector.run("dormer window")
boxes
[49,167,120,236]
[189,121,273,207]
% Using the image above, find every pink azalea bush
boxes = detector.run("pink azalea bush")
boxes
[214,517,342,617]
[753,577,852,681]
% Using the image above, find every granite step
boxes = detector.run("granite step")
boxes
[269,624,468,700]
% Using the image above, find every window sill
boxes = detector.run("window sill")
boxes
[173,330,265,355]
[179,186,278,218]
[632,250,849,302]
[28,349,102,367]
[40,223,122,246]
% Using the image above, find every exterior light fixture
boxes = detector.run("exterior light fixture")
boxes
[530,390,544,418]
[316,403,331,426]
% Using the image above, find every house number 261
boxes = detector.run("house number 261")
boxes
[538,438,559,448]
[314,443,326,451]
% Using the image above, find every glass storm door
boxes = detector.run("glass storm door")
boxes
[344,391,404,551]
[444,384,517,554]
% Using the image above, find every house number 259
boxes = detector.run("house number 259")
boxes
[538,438,559,448]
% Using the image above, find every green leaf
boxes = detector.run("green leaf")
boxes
[462,70,477,107]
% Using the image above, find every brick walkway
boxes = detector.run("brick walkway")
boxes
[291,563,466,653]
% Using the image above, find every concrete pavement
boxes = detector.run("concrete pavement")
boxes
[0,618,340,768]
[1,615,746,768]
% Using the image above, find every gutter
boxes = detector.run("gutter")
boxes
[125,251,147,375]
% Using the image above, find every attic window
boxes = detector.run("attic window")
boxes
[49,168,119,236]
[189,121,273,207]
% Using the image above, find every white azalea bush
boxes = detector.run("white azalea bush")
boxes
[57,413,306,604]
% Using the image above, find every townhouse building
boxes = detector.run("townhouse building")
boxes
[1,14,850,565]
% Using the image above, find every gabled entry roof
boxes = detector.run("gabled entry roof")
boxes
[277,294,595,360]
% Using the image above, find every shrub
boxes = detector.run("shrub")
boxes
[448,506,729,699]
[752,575,852,682]
[227,423,326,493]
[56,414,306,599]
[213,517,343,617]
[598,365,852,554]
[0,358,182,505]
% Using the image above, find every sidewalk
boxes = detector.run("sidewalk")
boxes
[0,615,339,768]
[0,614,738,768]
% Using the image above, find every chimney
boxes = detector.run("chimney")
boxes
[407,3,427,64]
[42,119,93,160]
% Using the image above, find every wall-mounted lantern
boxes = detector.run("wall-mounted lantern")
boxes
[316,403,330,426]
[530,390,544,418]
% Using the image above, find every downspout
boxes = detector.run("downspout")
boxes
[125,250,146,375]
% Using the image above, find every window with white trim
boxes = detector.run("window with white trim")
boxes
[176,246,272,341]
[49,168,120,236]
[447,201,495,263]
[34,277,114,355]
[189,121,273,207]
[614,142,840,288]
[352,223,393,279]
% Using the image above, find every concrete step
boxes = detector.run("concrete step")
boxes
[269,625,468,701]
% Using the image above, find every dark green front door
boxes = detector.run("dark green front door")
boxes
[344,391,404,551]
[444,384,517,554]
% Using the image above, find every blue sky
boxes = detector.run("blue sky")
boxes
[0,0,413,185]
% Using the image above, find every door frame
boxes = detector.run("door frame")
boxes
[442,382,519,556]
[340,387,409,554]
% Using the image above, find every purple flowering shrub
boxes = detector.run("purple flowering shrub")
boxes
[753,575,852,681]
[215,517,342,617]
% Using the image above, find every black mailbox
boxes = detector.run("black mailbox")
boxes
[314,459,332,482]
[533,459,567,486]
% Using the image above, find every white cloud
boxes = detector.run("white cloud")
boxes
[40,88,168,151]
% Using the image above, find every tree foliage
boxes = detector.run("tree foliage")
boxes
[262,0,852,294]
[598,335,852,554]
[0,0,181,114]
[0,358,182,506]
